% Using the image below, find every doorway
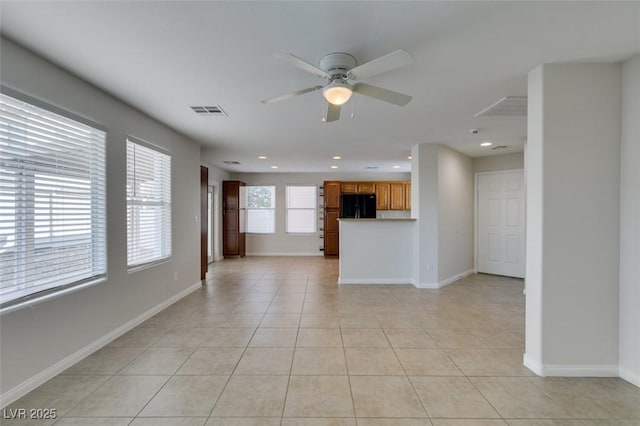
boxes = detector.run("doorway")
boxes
[476,169,525,278]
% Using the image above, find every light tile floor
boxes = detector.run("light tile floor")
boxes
[4,257,640,425]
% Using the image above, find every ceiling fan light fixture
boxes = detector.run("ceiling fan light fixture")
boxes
[323,81,353,105]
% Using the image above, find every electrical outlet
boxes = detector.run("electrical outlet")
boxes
[174,272,179,281]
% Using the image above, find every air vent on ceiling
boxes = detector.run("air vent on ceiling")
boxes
[491,145,508,150]
[190,105,227,116]
[364,166,379,170]
[474,96,527,117]
[222,161,240,165]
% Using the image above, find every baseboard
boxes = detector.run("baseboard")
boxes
[439,269,475,288]
[619,366,640,387]
[542,364,619,377]
[338,277,414,285]
[522,353,619,378]
[523,353,544,376]
[415,269,474,289]
[416,282,439,289]
[245,252,323,257]
[0,281,202,408]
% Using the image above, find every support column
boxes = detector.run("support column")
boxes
[411,143,439,288]
[525,63,621,376]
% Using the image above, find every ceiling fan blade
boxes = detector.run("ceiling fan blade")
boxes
[261,86,322,104]
[352,83,412,106]
[324,103,341,122]
[348,49,413,80]
[274,53,330,79]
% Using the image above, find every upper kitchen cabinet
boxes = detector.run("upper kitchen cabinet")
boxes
[390,182,406,210]
[357,182,376,194]
[376,183,390,210]
[341,182,376,194]
[404,182,411,210]
[324,181,341,209]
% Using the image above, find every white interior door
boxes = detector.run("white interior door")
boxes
[477,170,525,278]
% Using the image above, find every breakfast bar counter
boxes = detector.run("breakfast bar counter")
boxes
[338,218,416,285]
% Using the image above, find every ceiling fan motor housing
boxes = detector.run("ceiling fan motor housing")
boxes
[320,52,356,80]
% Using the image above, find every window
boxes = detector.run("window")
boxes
[246,185,275,233]
[286,186,317,233]
[126,139,171,268]
[0,92,106,309]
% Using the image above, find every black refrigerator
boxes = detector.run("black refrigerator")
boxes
[340,193,376,219]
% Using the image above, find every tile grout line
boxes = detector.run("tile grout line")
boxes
[203,271,277,422]
[381,326,432,420]
[278,275,307,425]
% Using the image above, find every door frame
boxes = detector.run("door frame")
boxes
[207,185,215,264]
[474,168,525,276]
[200,166,208,281]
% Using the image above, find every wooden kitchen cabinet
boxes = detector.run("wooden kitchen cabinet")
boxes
[223,180,246,258]
[376,183,390,210]
[341,182,357,193]
[324,181,341,208]
[341,182,376,194]
[323,181,341,257]
[390,183,405,210]
[358,183,376,193]
[324,207,340,256]
[404,183,411,210]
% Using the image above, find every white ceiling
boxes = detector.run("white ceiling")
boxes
[1,1,639,173]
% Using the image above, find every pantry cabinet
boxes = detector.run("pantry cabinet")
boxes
[223,180,246,258]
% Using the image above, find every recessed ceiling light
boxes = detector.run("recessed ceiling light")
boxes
[481,142,493,147]
[258,156,267,160]
[271,165,278,169]
[330,165,338,169]
[393,165,400,169]
[408,156,412,160]
[333,156,342,160]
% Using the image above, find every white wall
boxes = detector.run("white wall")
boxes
[339,220,415,284]
[411,143,474,288]
[438,146,474,282]
[200,154,230,262]
[525,66,544,371]
[473,152,524,173]
[525,63,621,375]
[411,144,440,287]
[619,55,640,386]
[230,172,409,256]
[0,38,202,399]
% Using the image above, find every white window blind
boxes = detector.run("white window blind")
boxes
[126,139,171,268]
[0,93,106,308]
[246,185,275,234]
[286,186,317,233]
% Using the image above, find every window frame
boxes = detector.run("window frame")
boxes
[285,185,317,234]
[0,87,107,313]
[126,136,172,270]
[245,185,276,234]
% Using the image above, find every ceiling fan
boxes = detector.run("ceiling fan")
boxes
[261,49,413,122]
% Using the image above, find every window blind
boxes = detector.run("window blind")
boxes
[126,139,171,268]
[246,185,275,234]
[286,186,317,233]
[0,93,106,308]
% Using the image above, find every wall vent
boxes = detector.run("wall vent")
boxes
[491,145,508,150]
[474,96,527,117]
[222,160,240,165]
[364,166,379,170]
[190,105,227,116]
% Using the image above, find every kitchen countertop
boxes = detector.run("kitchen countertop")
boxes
[337,218,416,221]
